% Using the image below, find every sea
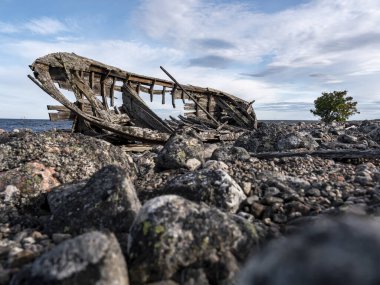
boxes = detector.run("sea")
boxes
[0,119,72,132]
[0,118,320,133]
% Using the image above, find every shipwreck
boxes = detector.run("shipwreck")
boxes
[29,52,257,144]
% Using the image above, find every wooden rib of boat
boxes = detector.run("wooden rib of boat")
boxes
[29,52,257,143]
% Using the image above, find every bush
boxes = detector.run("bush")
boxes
[310,90,359,123]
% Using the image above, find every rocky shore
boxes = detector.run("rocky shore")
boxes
[0,120,380,284]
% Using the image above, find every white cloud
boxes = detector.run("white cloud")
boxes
[25,17,68,35]
[0,0,379,120]
[0,21,18,33]
[132,0,380,119]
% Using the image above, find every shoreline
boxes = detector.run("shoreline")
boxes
[1,120,380,284]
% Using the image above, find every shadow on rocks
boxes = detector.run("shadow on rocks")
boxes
[127,195,259,285]
[239,216,380,285]
[11,231,129,285]
[46,165,141,235]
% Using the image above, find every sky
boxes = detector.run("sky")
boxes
[0,0,379,120]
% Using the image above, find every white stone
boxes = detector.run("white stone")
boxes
[185,158,202,171]
[1,185,20,204]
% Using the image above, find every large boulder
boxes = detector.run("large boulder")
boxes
[0,131,135,184]
[234,124,284,153]
[127,195,258,284]
[235,124,318,153]
[47,165,141,234]
[162,169,246,213]
[276,132,318,151]
[11,231,129,285]
[239,217,380,285]
[210,146,250,162]
[369,127,380,143]
[156,131,204,170]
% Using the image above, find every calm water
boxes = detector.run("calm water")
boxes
[0,118,320,133]
[0,119,72,132]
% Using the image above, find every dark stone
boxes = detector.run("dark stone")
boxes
[239,217,380,285]
[161,169,246,213]
[11,231,129,285]
[210,146,250,162]
[338,134,358,144]
[47,165,141,234]
[277,132,318,151]
[234,124,283,153]
[0,131,135,184]
[369,127,380,143]
[127,195,258,284]
[0,132,135,217]
[156,131,204,170]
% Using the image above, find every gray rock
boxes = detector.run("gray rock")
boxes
[0,132,135,217]
[47,165,141,234]
[239,217,380,285]
[0,265,10,285]
[134,152,157,176]
[1,185,19,205]
[203,143,219,160]
[277,133,303,150]
[0,132,135,184]
[185,158,202,171]
[211,146,250,162]
[234,124,286,153]
[11,231,129,285]
[162,169,246,213]
[156,132,204,170]
[369,127,380,143]
[127,195,258,284]
[203,160,229,171]
[338,134,358,144]
[355,174,373,186]
[277,132,318,151]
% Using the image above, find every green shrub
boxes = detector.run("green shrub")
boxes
[310,90,359,123]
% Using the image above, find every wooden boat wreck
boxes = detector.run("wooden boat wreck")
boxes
[29,52,257,144]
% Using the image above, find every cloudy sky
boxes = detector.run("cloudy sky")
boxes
[0,0,379,120]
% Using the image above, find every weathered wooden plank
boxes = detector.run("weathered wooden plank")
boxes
[48,111,74,121]
[215,97,250,128]
[100,75,109,109]
[171,84,177,108]
[122,84,174,133]
[160,66,220,126]
[47,105,68,111]
[149,80,155,102]
[184,105,195,111]
[89,71,95,89]
[162,86,166,104]
[251,149,380,160]
[110,76,115,107]
[122,144,154,152]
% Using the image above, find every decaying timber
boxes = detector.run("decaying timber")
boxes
[29,52,257,143]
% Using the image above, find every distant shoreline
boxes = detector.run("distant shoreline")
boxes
[1,118,380,132]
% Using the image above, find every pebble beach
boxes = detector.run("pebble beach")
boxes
[0,120,380,284]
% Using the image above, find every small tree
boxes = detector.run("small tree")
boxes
[310,90,359,123]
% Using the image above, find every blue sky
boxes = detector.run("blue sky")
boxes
[0,0,379,120]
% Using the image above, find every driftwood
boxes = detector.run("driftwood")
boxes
[29,52,257,144]
[251,149,380,160]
